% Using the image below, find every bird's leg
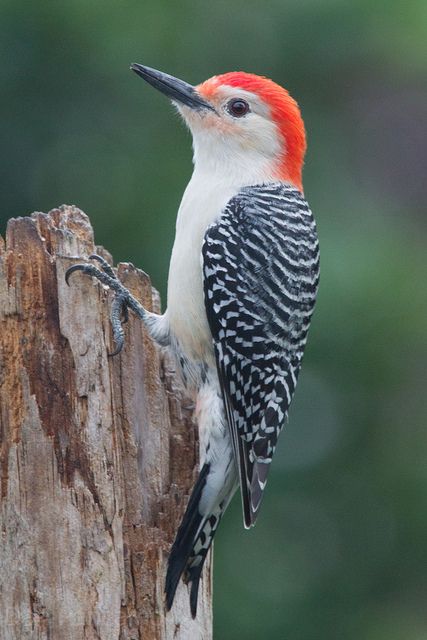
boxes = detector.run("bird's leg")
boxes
[65,254,169,355]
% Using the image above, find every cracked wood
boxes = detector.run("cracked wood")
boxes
[0,205,212,640]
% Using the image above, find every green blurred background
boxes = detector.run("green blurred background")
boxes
[1,1,426,638]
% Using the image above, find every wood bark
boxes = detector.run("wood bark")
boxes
[0,206,212,640]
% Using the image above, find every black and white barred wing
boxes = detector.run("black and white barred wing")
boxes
[202,183,319,528]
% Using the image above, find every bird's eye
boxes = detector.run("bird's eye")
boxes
[227,99,250,118]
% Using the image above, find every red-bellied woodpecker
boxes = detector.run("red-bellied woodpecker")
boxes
[66,64,319,618]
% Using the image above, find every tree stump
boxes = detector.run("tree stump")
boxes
[0,206,212,640]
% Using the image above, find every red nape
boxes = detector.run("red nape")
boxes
[200,72,306,192]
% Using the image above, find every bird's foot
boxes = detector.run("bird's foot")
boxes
[66,254,142,356]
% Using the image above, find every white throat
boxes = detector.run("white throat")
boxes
[166,113,283,363]
[191,127,280,189]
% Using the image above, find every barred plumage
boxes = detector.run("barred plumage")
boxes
[203,182,319,527]
[68,66,320,619]
[164,183,318,614]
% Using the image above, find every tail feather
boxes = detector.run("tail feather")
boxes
[188,562,205,618]
[190,573,201,619]
[165,463,210,612]
[187,510,223,617]
[165,461,230,618]
[165,454,238,617]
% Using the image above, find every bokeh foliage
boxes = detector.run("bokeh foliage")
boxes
[1,1,426,638]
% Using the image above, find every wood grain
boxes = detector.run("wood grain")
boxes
[0,205,212,640]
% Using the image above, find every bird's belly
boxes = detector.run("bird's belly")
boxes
[166,179,237,364]
[167,240,212,363]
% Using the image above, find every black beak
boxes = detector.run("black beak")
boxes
[130,63,215,112]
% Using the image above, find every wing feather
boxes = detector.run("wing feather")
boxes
[202,183,319,526]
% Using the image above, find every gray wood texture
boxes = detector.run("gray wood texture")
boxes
[0,205,212,640]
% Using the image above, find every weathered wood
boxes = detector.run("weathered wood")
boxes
[0,206,212,640]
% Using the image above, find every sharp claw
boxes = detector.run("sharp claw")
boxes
[109,322,125,356]
[89,253,106,263]
[109,292,128,357]
[65,264,86,286]
[65,257,147,357]
[108,341,124,357]
[89,254,116,279]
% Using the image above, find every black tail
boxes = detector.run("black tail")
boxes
[165,463,217,618]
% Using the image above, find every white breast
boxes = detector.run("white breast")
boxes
[166,172,237,363]
[165,123,279,365]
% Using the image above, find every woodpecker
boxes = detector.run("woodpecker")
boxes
[66,64,319,618]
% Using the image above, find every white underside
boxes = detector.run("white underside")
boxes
[195,380,238,514]
[166,137,279,366]
[164,107,282,515]
[166,173,236,365]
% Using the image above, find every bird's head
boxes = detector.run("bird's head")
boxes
[131,64,306,191]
